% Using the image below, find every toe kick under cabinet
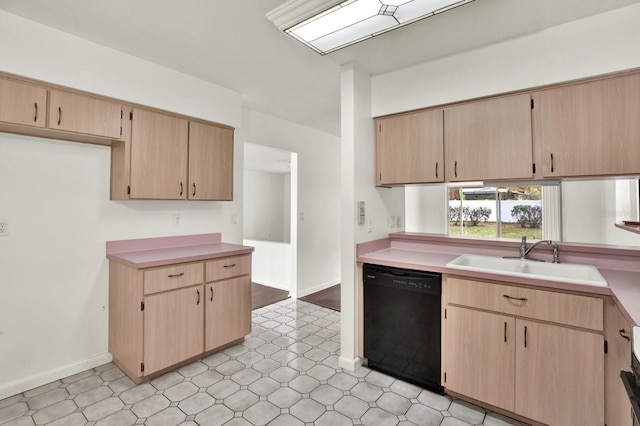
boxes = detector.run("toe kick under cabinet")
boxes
[443,275,604,426]
[109,254,251,383]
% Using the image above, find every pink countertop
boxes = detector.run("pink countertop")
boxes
[358,233,640,325]
[106,233,254,269]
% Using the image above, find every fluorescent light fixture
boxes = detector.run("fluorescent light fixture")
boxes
[266,0,475,55]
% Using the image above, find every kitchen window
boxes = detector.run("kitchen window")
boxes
[448,183,560,241]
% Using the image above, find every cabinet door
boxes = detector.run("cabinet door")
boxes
[537,73,640,177]
[515,320,604,426]
[604,299,633,426]
[445,306,515,411]
[188,121,234,200]
[143,285,204,375]
[205,276,251,352]
[48,90,121,138]
[376,109,444,185]
[0,77,47,128]
[445,94,533,182]
[130,108,188,199]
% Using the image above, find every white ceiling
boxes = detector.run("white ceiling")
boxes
[0,0,637,136]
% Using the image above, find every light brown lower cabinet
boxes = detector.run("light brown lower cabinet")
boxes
[444,275,604,426]
[143,285,204,375]
[205,276,251,352]
[604,298,633,426]
[445,307,515,411]
[109,254,251,382]
[514,320,604,426]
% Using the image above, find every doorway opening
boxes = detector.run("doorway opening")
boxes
[243,144,298,298]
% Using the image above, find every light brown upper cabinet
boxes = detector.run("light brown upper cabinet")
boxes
[0,77,47,128]
[124,109,234,201]
[129,108,189,200]
[444,93,533,182]
[375,109,444,186]
[535,72,640,177]
[188,121,234,200]
[48,90,122,139]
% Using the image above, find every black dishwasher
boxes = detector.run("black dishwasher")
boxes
[363,263,443,394]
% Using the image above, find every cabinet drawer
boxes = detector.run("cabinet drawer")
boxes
[144,263,204,295]
[206,255,251,282]
[446,276,603,331]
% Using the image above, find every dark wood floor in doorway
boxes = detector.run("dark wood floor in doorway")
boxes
[300,284,340,311]
[252,283,290,310]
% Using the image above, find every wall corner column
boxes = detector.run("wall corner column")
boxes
[339,63,370,371]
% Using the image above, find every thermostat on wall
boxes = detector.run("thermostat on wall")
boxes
[358,201,365,225]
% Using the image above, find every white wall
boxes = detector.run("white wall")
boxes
[243,239,292,294]
[405,185,448,234]
[372,3,640,116]
[340,64,406,370]
[244,170,288,242]
[562,179,640,246]
[284,174,292,243]
[607,179,640,245]
[0,11,244,398]
[241,109,341,297]
[562,181,608,243]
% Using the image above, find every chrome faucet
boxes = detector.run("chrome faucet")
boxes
[520,236,560,263]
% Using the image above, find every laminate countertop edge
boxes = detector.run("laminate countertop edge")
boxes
[358,246,640,326]
[107,242,254,269]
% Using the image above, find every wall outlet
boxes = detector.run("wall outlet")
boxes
[396,216,402,228]
[172,214,181,227]
[0,220,8,236]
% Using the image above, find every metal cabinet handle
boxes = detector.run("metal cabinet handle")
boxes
[524,326,528,348]
[57,107,62,125]
[192,183,196,197]
[503,294,528,302]
[435,162,439,179]
[210,287,214,302]
[550,153,554,173]
[34,103,38,122]
[179,182,183,196]
[454,160,458,178]
[223,264,236,268]
[620,328,631,341]
[167,273,184,278]
[196,289,200,305]
[504,321,507,342]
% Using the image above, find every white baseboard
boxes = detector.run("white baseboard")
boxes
[338,356,363,372]
[0,352,113,400]
[252,279,291,293]
[297,279,340,298]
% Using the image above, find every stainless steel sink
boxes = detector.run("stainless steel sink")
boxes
[446,254,608,287]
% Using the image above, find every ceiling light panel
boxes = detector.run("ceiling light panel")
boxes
[270,0,475,54]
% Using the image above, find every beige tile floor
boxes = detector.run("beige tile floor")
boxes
[0,299,527,426]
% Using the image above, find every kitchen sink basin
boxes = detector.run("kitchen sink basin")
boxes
[446,254,608,287]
